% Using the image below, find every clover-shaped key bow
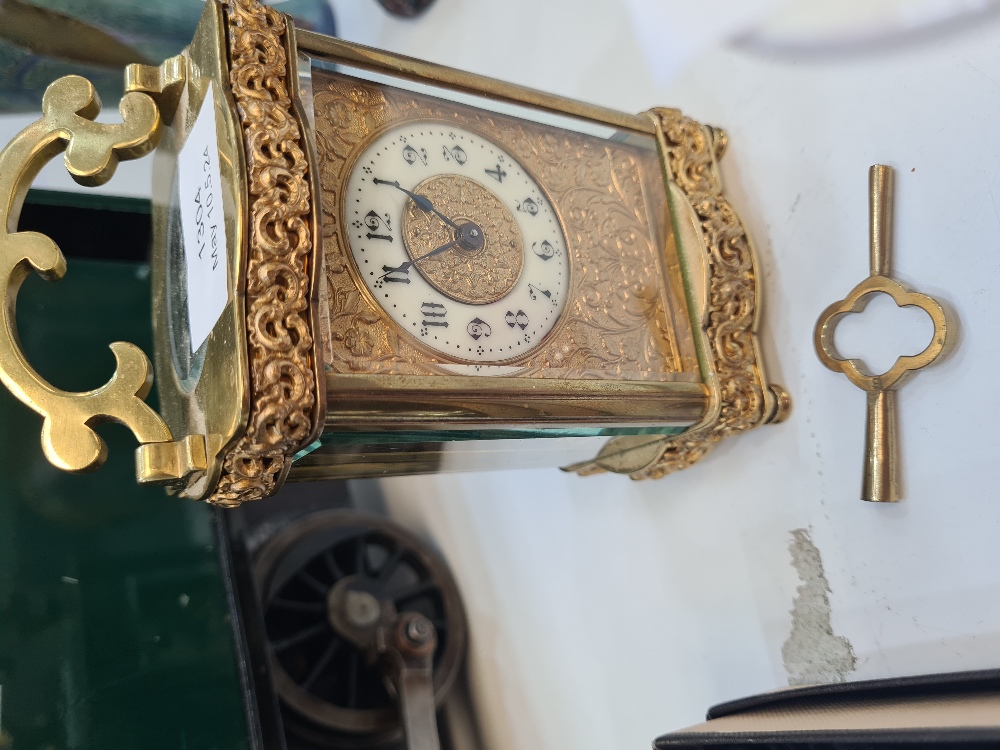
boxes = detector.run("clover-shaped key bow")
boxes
[814,165,949,503]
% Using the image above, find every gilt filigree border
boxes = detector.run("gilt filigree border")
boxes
[572,109,787,480]
[209,0,321,506]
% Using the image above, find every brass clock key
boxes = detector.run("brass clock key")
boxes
[814,165,950,503]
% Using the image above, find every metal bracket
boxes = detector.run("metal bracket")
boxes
[0,62,207,486]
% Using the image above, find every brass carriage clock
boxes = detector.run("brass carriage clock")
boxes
[0,0,788,505]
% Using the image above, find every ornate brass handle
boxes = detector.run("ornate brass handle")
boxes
[0,72,206,485]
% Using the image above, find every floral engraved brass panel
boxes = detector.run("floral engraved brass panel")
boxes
[569,110,790,479]
[312,69,698,381]
[402,175,523,305]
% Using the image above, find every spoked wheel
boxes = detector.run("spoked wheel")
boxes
[254,511,467,748]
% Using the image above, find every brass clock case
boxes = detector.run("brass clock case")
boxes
[0,0,788,504]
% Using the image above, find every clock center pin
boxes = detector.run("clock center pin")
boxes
[455,220,485,251]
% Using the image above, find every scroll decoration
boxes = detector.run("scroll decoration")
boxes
[211,0,321,506]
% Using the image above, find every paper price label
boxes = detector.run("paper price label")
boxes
[178,82,229,354]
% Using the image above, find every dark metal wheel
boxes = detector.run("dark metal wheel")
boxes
[254,511,466,747]
[376,0,437,18]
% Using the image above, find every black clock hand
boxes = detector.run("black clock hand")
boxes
[372,178,461,230]
[410,239,461,265]
[378,239,460,282]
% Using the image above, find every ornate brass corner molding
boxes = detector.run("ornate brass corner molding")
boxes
[208,0,324,506]
[567,109,790,479]
[0,72,206,486]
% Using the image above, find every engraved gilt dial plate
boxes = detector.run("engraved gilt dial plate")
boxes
[344,123,569,364]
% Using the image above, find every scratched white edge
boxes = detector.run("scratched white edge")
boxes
[178,81,230,355]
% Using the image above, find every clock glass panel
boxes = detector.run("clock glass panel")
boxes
[310,66,699,383]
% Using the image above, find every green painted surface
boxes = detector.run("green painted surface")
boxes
[0,261,249,750]
[0,0,336,113]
